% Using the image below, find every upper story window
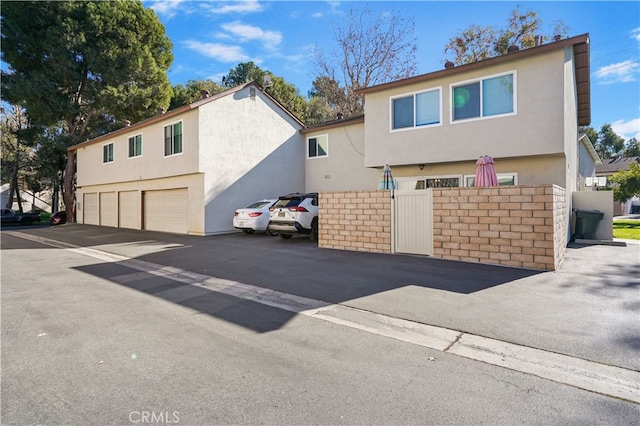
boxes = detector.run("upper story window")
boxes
[128,134,142,158]
[307,134,328,159]
[164,121,183,156]
[452,72,515,122]
[391,88,441,130]
[103,143,114,163]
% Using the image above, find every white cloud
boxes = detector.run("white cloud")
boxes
[147,0,189,19]
[220,21,282,51]
[200,0,263,15]
[631,27,640,43]
[594,60,639,84]
[183,40,249,63]
[612,118,640,141]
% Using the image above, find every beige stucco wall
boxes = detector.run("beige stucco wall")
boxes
[388,155,566,188]
[75,109,200,187]
[76,173,205,234]
[572,190,614,240]
[363,49,569,169]
[304,122,381,193]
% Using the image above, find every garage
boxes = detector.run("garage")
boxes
[143,188,189,234]
[100,192,117,227]
[119,191,139,229]
[83,193,99,225]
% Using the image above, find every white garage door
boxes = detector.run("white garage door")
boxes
[84,193,99,225]
[100,192,117,227]
[119,191,139,229]
[143,188,188,234]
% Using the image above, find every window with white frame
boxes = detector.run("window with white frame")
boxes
[452,72,515,122]
[396,175,462,190]
[103,143,114,163]
[307,134,328,158]
[464,173,518,187]
[391,88,441,130]
[164,121,183,156]
[128,134,142,158]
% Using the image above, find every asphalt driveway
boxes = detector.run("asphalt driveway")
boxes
[4,223,639,372]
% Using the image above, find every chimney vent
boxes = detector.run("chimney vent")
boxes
[553,34,562,42]
[507,45,520,53]
[201,89,210,99]
[157,107,166,116]
[337,112,344,120]
[124,120,131,127]
[534,35,543,46]
[444,61,455,69]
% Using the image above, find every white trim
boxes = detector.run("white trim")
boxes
[163,120,184,157]
[102,142,114,164]
[389,86,443,132]
[127,133,143,159]
[463,172,519,187]
[307,133,329,159]
[450,70,517,124]
[396,174,463,190]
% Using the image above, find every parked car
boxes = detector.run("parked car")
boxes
[268,193,318,241]
[233,199,278,235]
[0,208,41,226]
[50,211,67,226]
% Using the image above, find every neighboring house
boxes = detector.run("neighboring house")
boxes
[577,133,602,191]
[0,183,53,212]
[595,156,640,215]
[69,82,305,235]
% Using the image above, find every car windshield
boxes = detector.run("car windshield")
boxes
[246,201,272,209]
[273,198,301,208]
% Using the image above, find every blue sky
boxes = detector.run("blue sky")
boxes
[148,1,639,141]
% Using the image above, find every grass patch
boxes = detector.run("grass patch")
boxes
[613,220,640,240]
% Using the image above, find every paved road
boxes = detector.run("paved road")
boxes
[1,224,639,424]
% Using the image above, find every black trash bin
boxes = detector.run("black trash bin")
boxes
[572,209,604,240]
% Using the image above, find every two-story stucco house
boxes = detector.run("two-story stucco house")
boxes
[69,82,304,235]
[303,34,597,198]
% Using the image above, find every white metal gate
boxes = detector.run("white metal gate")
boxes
[393,189,433,255]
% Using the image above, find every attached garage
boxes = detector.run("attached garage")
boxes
[99,192,117,227]
[143,188,188,234]
[119,191,140,229]
[83,193,99,225]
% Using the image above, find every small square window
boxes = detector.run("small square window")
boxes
[308,135,328,158]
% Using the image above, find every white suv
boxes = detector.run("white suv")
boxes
[268,193,319,241]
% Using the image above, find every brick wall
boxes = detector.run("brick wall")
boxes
[319,185,568,271]
[432,185,566,271]
[319,191,392,253]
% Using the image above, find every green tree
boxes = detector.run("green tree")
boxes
[623,137,640,157]
[169,79,226,110]
[311,4,418,118]
[444,6,569,65]
[595,124,625,159]
[1,0,173,221]
[0,105,33,212]
[609,162,640,202]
